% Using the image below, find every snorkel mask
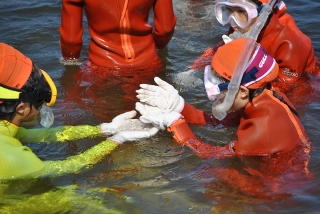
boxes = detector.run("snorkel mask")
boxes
[205,41,278,120]
[0,69,57,127]
[215,0,263,29]
[208,0,279,121]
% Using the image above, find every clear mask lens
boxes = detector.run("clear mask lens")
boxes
[40,105,54,128]
[215,2,258,29]
[204,65,227,102]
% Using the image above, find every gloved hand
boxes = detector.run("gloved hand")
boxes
[108,125,159,144]
[136,77,184,113]
[222,35,233,44]
[100,110,149,135]
[135,102,182,130]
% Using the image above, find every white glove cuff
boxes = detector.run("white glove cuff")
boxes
[165,111,183,127]
[107,135,124,144]
[176,97,185,113]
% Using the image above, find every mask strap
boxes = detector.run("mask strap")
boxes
[218,66,259,92]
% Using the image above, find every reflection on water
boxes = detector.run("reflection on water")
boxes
[0,0,320,213]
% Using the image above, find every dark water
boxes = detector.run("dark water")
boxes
[0,0,320,213]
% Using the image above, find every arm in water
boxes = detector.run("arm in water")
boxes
[0,111,159,180]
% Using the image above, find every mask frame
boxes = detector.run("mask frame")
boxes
[0,69,57,107]
[215,1,263,29]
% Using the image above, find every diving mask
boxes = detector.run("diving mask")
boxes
[215,0,263,29]
[204,65,228,102]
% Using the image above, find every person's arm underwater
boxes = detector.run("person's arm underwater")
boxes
[16,110,146,143]
[1,111,159,180]
[16,125,101,143]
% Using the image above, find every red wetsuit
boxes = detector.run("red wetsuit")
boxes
[168,89,309,159]
[60,0,176,68]
[192,11,317,84]
[168,89,312,198]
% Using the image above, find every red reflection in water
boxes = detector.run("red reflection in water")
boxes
[60,59,163,123]
[197,143,314,211]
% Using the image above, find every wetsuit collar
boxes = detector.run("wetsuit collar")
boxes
[0,120,19,138]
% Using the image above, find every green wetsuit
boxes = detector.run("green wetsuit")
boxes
[0,120,118,180]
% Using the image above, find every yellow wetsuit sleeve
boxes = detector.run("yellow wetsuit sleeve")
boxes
[36,139,119,178]
[0,137,119,179]
[16,125,102,143]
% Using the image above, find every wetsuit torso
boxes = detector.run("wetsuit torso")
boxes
[60,0,176,68]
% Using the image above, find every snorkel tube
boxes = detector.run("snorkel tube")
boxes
[212,0,278,120]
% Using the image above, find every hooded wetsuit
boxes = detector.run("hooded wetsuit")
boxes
[168,90,309,159]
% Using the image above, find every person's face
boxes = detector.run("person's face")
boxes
[21,103,41,122]
[216,86,249,113]
[228,6,258,33]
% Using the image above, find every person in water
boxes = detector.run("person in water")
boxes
[136,38,312,197]
[59,0,177,122]
[0,42,158,180]
[192,0,317,85]
[59,0,176,69]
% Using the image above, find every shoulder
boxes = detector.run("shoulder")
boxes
[0,140,44,180]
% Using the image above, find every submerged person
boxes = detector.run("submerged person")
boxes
[192,0,317,85]
[0,43,158,180]
[59,0,176,69]
[136,38,312,197]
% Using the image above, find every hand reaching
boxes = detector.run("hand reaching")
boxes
[136,77,184,112]
[100,110,150,135]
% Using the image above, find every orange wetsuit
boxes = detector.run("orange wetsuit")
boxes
[168,89,309,158]
[60,0,176,68]
[192,11,317,84]
[168,89,312,198]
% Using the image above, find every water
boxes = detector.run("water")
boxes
[0,0,319,213]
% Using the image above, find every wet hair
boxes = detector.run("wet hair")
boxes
[248,83,271,102]
[0,63,41,121]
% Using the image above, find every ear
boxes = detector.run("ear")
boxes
[15,102,27,115]
[239,86,249,99]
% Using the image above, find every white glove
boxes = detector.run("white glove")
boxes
[222,35,233,44]
[100,110,148,135]
[136,77,184,113]
[135,102,182,130]
[108,126,159,144]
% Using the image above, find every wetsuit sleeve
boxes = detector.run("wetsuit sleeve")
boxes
[0,138,119,179]
[40,139,119,177]
[273,37,314,83]
[16,125,102,143]
[167,119,235,159]
[262,14,316,83]
[152,0,177,49]
[181,102,207,125]
[181,102,240,126]
[59,0,84,59]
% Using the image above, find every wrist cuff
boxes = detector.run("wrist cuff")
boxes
[167,119,196,143]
